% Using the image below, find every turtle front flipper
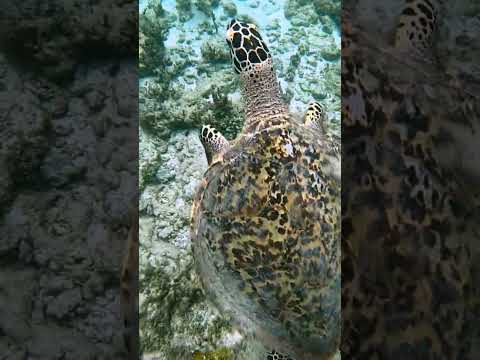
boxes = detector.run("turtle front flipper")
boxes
[200,125,230,165]
[304,101,327,133]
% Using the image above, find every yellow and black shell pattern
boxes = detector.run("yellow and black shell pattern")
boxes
[191,116,341,359]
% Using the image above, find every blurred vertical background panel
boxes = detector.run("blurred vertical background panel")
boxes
[0,1,138,359]
[342,0,479,358]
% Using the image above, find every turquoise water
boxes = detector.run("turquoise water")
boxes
[140,0,341,121]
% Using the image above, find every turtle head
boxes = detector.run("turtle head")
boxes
[225,19,272,75]
[225,19,285,126]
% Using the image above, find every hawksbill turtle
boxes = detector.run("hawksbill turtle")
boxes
[190,19,341,360]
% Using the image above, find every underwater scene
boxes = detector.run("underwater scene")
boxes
[139,0,341,359]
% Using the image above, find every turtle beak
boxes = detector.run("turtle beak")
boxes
[226,28,234,43]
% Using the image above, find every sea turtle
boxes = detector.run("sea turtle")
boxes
[191,19,341,360]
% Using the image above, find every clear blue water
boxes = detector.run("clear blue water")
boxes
[140,0,341,124]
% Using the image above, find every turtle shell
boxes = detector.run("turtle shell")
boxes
[191,117,341,359]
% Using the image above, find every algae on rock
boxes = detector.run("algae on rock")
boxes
[313,0,341,18]
[320,40,341,61]
[193,348,234,360]
[323,63,341,98]
[235,14,259,28]
[140,1,171,77]
[286,52,302,82]
[195,0,221,34]
[285,0,340,23]
[139,131,243,358]
[201,40,231,64]
[140,71,242,141]
[177,0,193,21]
[222,1,237,17]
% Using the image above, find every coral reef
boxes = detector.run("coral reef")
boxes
[285,0,340,26]
[223,1,238,17]
[201,40,231,64]
[140,75,242,141]
[193,348,234,360]
[139,130,244,358]
[320,40,341,61]
[313,0,341,18]
[140,1,172,77]
[195,0,222,34]
[177,0,194,21]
